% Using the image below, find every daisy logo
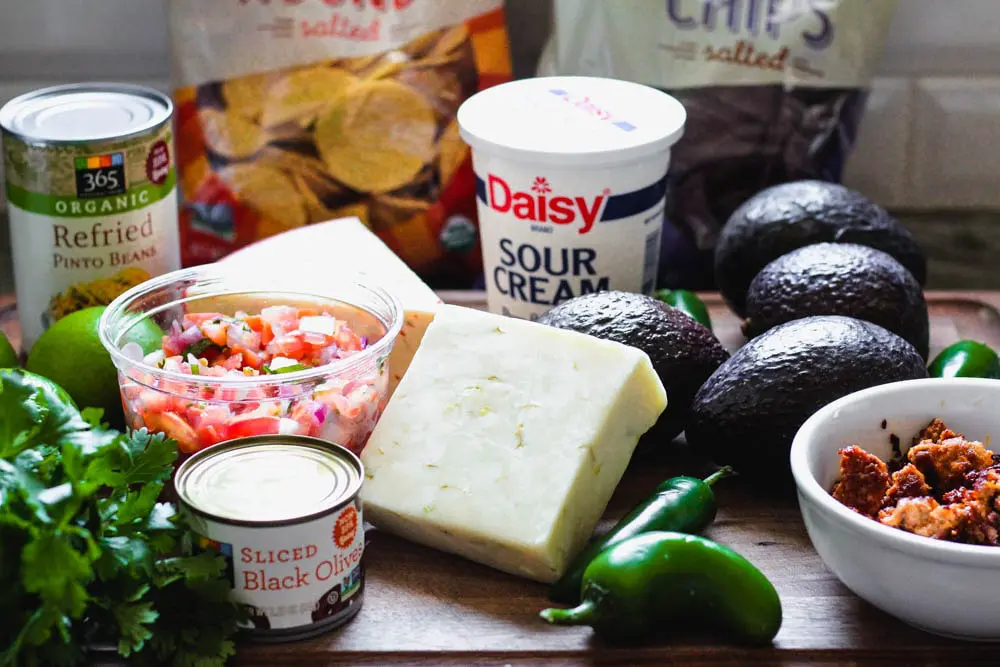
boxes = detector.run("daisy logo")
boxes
[531,177,552,195]
[484,173,609,235]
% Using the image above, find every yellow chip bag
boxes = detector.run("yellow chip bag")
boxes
[261,67,357,129]
[315,80,437,194]
[168,0,512,286]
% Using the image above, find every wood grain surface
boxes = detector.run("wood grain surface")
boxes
[5,292,1000,666]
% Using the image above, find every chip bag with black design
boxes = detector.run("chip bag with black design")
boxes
[538,0,899,289]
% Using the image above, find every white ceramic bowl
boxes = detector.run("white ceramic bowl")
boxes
[790,377,1000,641]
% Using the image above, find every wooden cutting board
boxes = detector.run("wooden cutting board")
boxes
[4,292,1000,666]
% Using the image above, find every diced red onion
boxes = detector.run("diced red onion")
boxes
[176,325,204,347]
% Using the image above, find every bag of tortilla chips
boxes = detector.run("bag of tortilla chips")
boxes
[167,0,511,288]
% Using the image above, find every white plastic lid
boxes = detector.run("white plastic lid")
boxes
[0,83,172,143]
[457,76,686,167]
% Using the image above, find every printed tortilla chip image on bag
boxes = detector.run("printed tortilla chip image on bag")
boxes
[167,0,511,288]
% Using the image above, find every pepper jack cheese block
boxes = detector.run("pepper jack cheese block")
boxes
[361,305,667,583]
[222,217,442,395]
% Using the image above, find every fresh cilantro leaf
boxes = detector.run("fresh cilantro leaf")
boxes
[4,372,242,667]
[182,339,216,359]
[1,458,50,525]
[141,506,180,556]
[137,553,245,667]
[80,407,107,430]
[87,429,177,490]
[59,440,87,486]
[3,606,80,667]
[112,601,158,657]
[115,484,166,529]
[21,531,93,618]
[168,551,226,582]
[268,363,308,375]
[0,371,47,458]
[99,536,154,578]
[145,502,177,533]
[0,369,117,458]
[173,637,237,667]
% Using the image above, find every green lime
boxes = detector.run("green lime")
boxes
[25,306,163,426]
[0,330,18,368]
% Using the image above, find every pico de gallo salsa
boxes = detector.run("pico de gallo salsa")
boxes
[119,305,388,456]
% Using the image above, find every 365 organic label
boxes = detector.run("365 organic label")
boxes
[4,123,181,350]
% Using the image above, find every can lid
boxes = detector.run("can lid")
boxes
[0,82,172,143]
[457,76,686,167]
[176,440,362,524]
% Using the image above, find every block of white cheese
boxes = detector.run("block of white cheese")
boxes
[361,305,667,583]
[222,217,442,395]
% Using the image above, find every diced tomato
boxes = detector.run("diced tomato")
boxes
[271,334,306,359]
[259,321,274,347]
[196,423,227,448]
[297,308,319,318]
[302,332,329,347]
[137,389,173,414]
[217,386,243,402]
[244,315,263,332]
[162,335,184,357]
[226,416,282,439]
[223,353,244,371]
[240,348,263,369]
[185,312,226,325]
[143,411,201,453]
[290,400,323,428]
[327,393,362,419]
[333,324,362,350]
[200,320,229,346]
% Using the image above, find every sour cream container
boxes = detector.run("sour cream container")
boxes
[457,75,686,320]
[175,435,365,642]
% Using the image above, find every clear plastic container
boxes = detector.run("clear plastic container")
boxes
[99,264,402,458]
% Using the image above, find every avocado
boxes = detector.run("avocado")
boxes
[743,243,930,359]
[686,315,927,488]
[537,291,729,443]
[715,180,927,316]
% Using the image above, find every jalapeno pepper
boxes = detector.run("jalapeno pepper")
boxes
[540,531,782,645]
[653,289,712,330]
[548,466,733,604]
[928,340,1000,379]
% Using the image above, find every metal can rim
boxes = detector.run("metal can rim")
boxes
[0,82,174,145]
[175,435,364,529]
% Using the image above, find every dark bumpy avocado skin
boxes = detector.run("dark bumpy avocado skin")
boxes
[715,180,927,316]
[686,316,928,488]
[743,243,930,359]
[537,291,730,443]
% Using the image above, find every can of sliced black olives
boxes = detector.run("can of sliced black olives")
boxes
[175,435,365,642]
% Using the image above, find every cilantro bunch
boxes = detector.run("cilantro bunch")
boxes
[0,369,244,667]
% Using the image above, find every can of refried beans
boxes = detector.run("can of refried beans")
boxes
[0,83,181,351]
[175,435,365,642]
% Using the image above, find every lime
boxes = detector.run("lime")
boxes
[0,330,18,368]
[25,306,164,426]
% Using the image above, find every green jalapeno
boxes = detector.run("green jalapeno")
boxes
[653,289,712,330]
[928,340,1000,379]
[540,531,782,645]
[548,466,733,605]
